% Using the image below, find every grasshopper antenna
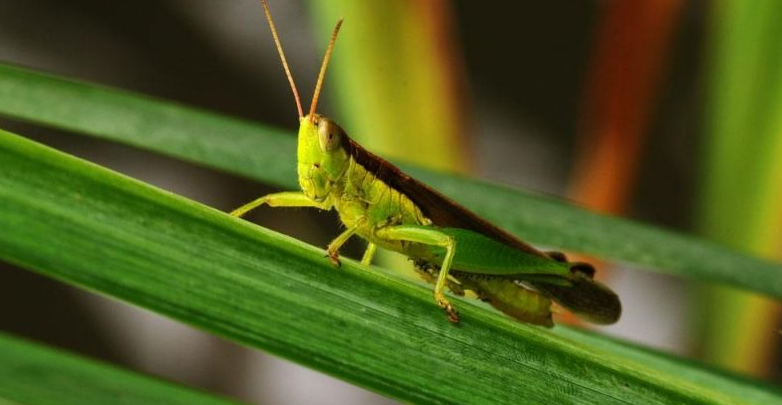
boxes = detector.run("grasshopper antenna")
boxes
[308,18,343,122]
[260,0,303,119]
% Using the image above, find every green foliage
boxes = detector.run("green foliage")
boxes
[0,332,246,405]
[697,0,782,369]
[2,63,782,299]
[1,121,782,404]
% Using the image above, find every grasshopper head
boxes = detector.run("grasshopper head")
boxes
[257,1,345,202]
[297,114,350,202]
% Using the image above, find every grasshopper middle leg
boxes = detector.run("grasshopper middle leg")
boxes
[361,243,377,266]
[325,217,366,266]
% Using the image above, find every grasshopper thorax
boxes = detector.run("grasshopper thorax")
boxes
[297,114,350,202]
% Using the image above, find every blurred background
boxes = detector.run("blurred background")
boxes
[1,0,781,403]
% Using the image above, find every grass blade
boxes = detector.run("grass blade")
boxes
[1,63,781,299]
[0,332,247,405]
[2,126,782,404]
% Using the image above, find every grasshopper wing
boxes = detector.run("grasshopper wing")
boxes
[530,272,621,324]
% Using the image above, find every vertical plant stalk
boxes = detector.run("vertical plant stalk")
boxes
[699,0,782,375]
[569,0,683,213]
[306,0,471,172]
[565,0,683,323]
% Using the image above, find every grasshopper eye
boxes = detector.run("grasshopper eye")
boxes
[318,119,342,152]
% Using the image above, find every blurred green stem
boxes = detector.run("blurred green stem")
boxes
[698,0,782,375]
[306,0,470,171]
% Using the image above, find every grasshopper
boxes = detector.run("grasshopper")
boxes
[232,0,621,326]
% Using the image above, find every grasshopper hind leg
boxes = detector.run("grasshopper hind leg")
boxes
[412,259,465,296]
[373,225,459,322]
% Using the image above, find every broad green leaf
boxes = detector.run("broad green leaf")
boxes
[0,332,246,405]
[1,63,781,300]
[2,127,782,405]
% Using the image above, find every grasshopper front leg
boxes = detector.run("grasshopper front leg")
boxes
[374,225,458,322]
[230,191,330,217]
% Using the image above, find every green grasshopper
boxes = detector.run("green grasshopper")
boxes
[232,0,621,326]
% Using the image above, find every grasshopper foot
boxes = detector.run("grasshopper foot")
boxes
[326,250,341,267]
[435,294,460,323]
[444,304,459,323]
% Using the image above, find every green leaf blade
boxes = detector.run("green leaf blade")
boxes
[0,63,295,185]
[2,63,781,301]
[0,332,247,405]
[2,126,781,404]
